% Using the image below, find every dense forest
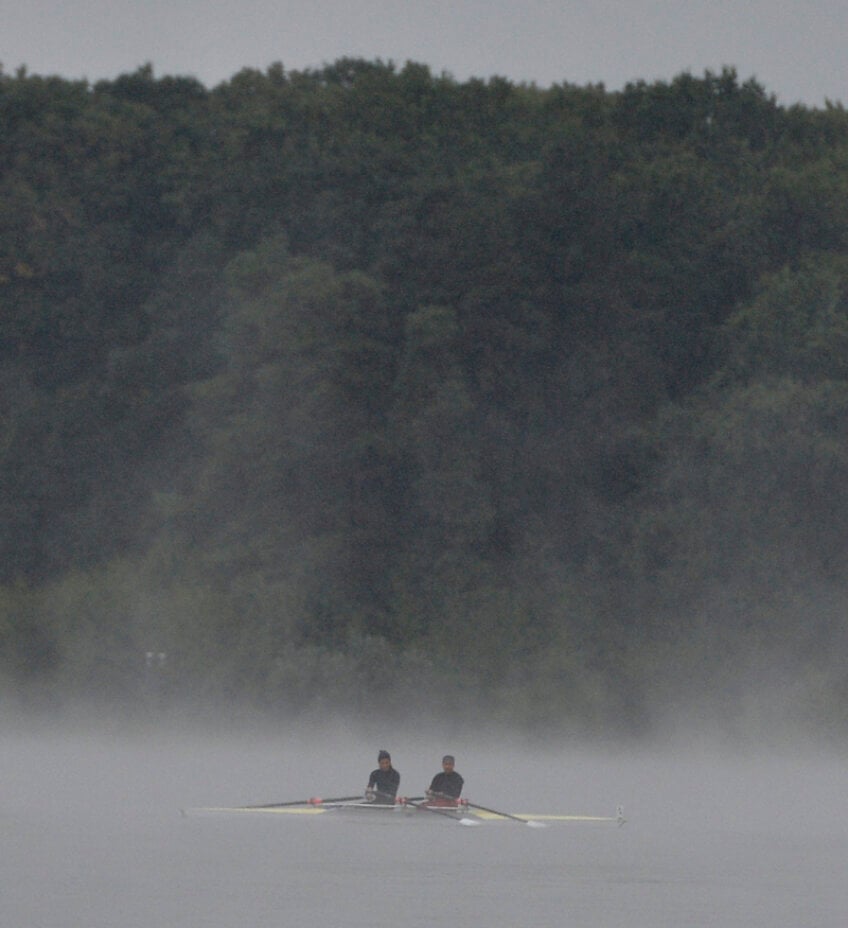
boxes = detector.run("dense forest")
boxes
[2,60,847,735]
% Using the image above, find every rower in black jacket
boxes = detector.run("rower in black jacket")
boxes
[366,750,400,803]
[426,755,464,799]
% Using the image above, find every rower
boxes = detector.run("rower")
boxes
[426,755,464,801]
[366,750,400,804]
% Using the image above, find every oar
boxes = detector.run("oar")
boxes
[405,797,480,826]
[239,794,364,810]
[465,801,547,828]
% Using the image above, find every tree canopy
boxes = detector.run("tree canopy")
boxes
[2,61,848,735]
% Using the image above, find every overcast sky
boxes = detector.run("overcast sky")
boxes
[3,0,846,107]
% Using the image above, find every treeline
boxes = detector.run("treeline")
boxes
[2,60,848,733]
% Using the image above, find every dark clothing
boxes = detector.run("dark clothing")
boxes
[428,770,464,799]
[367,766,400,802]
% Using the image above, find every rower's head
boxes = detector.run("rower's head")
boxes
[378,749,392,769]
[441,755,455,772]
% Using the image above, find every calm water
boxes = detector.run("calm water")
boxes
[2,724,846,927]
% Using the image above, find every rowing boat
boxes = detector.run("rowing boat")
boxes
[182,797,625,827]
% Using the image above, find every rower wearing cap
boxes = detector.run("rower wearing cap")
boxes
[426,755,464,800]
[366,750,400,804]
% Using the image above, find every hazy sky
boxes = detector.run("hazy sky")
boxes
[3,1,846,106]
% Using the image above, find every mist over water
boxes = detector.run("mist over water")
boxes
[2,717,846,927]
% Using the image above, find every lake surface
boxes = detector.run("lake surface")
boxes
[2,722,846,927]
